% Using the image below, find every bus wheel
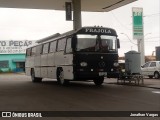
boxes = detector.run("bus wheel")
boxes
[57,68,67,85]
[31,69,42,83]
[93,77,104,86]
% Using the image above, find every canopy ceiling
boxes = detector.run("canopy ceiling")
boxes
[0,0,137,12]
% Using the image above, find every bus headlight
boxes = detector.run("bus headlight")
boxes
[113,62,119,67]
[80,62,88,67]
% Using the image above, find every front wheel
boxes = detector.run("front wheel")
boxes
[31,69,42,83]
[93,77,104,86]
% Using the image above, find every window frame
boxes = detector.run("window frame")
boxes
[31,47,36,56]
[35,44,43,56]
[65,37,72,54]
[57,38,66,52]
[0,60,9,68]
[149,62,156,67]
[26,48,31,56]
[42,43,49,54]
[49,41,57,53]
[142,62,150,68]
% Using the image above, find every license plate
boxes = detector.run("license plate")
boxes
[99,72,107,76]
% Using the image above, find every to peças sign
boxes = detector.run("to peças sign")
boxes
[0,40,36,54]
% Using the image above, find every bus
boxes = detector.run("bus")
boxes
[25,26,120,85]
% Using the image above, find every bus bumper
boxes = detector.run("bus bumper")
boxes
[74,71,119,80]
[107,72,119,78]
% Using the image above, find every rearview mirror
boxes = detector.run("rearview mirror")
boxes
[72,35,77,51]
[117,38,120,49]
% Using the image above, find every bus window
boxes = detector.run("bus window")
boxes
[76,35,117,52]
[42,43,49,54]
[101,35,117,51]
[49,41,57,53]
[77,35,97,52]
[57,38,66,51]
[65,38,72,53]
[36,45,42,55]
[31,47,36,56]
[26,48,31,56]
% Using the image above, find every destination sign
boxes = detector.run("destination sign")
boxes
[85,28,112,34]
[77,27,117,36]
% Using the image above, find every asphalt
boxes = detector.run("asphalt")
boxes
[2,72,160,89]
[0,73,159,120]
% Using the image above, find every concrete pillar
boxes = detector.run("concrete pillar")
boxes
[137,38,145,65]
[137,39,140,52]
[72,0,82,30]
[140,38,145,65]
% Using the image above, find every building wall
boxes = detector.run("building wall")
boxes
[0,54,25,72]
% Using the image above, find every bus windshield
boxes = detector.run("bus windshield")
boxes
[76,34,117,52]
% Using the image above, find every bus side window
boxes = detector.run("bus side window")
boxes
[49,41,57,53]
[42,43,49,54]
[65,38,72,53]
[26,48,31,56]
[36,45,42,55]
[57,38,66,51]
[31,47,36,56]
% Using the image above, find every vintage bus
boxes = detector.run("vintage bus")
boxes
[25,26,120,85]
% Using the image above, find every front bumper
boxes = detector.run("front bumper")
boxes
[74,70,119,80]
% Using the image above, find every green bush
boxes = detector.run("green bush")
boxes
[0,69,3,73]
[6,68,12,73]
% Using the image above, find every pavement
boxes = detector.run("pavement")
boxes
[0,73,160,120]
[1,72,160,89]
[104,77,160,89]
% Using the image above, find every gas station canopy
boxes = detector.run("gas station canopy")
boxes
[0,0,137,30]
[0,0,137,12]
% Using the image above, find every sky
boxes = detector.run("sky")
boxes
[0,0,159,56]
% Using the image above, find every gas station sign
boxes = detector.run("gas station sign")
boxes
[132,7,143,39]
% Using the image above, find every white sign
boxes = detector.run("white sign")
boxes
[85,28,112,34]
[0,40,36,54]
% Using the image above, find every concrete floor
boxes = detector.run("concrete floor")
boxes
[0,74,159,120]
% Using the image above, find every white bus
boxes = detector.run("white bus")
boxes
[25,26,120,85]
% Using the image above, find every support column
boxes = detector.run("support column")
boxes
[141,14,145,65]
[137,39,140,52]
[72,0,82,30]
[137,38,145,65]
[140,37,145,65]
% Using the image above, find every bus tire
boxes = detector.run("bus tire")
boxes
[93,77,104,86]
[31,69,42,83]
[57,68,68,85]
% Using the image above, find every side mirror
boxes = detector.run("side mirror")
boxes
[117,38,120,49]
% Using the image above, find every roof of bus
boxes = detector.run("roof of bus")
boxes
[35,26,117,44]
[36,33,61,43]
